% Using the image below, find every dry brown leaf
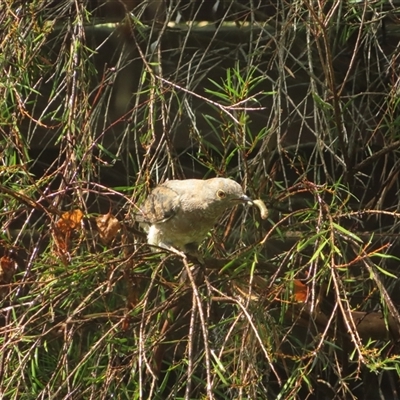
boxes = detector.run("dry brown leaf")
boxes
[56,209,84,233]
[293,279,308,303]
[52,210,84,260]
[96,213,121,244]
[0,255,16,284]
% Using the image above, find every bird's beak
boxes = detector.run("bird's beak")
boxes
[240,195,253,204]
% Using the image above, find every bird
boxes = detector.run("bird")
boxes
[140,177,253,255]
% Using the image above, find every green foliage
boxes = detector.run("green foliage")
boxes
[1,0,400,399]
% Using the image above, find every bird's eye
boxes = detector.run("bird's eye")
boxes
[217,189,226,199]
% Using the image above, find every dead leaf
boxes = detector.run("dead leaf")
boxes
[0,255,16,284]
[96,213,120,244]
[53,209,84,261]
[56,209,84,233]
[293,279,308,303]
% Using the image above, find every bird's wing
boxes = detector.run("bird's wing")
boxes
[141,185,180,224]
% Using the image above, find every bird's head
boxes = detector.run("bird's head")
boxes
[207,178,253,208]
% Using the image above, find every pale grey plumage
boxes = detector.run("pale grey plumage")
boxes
[141,178,252,254]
